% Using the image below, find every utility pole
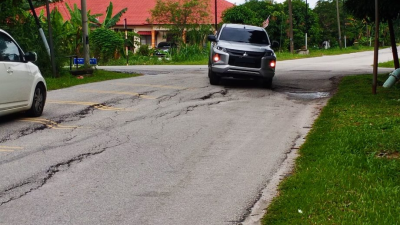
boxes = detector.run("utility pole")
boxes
[336,0,342,49]
[343,0,346,48]
[373,0,379,94]
[214,0,218,31]
[81,0,90,67]
[305,0,308,50]
[45,0,57,77]
[125,18,128,66]
[27,0,51,57]
[288,0,294,53]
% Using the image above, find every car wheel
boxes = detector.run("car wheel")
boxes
[208,68,220,85]
[27,84,46,117]
[261,78,273,89]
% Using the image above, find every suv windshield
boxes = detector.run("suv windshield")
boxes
[219,27,270,45]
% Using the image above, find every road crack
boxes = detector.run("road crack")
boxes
[0,136,129,206]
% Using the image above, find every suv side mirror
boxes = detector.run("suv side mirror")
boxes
[25,52,37,62]
[271,41,279,48]
[207,35,217,42]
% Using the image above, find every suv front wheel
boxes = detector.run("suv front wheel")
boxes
[208,68,220,85]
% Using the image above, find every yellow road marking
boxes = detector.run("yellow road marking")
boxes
[47,100,131,111]
[0,146,23,152]
[79,89,156,99]
[113,83,188,90]
[0,146,23,149]
[18,118,80,130]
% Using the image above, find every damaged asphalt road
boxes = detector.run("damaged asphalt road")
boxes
[0,49,395,225]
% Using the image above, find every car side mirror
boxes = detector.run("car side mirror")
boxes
[207,35,217,42]
[271,41,279,48]
[25,52,37,62]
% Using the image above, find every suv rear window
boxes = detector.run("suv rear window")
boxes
[219,27,270,45]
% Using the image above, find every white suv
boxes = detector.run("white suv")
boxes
[0,29,47,117]
[207,23,278,88]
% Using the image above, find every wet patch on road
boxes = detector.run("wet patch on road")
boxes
[286,91,330,100]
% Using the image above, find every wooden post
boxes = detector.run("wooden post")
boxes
[372,0,379,94]
[288,0,294,54]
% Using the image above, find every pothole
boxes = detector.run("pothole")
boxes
[286,91,330,100]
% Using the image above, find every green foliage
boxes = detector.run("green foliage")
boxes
[222,0,320,50]
[90,28,124,62]
[345,0,400,22]
[222,5,259,25]
[185,24,213,45]
[46,69,140,91]
[171,43,209,62]
[137,45,151,56]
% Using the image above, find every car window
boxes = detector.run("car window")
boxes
[0,33,21,62]
[219,27,270,45]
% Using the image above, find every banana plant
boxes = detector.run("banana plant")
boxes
[93,2,128,29]
[65,2,102,56]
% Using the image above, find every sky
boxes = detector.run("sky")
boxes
[226,0,319,9]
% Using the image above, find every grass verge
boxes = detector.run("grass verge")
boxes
[262,73,400,224]
[276,46,374,61]
[378,60,400,68]
[46,69,140,91]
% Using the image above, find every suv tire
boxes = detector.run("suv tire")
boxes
[261,78,273,89]
[208,68,220,85]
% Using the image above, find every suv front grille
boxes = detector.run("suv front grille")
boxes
[226,49,264,68]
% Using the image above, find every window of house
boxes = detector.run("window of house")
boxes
[140,35,152,46]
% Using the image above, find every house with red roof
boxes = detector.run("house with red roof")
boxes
[36,0,234,49]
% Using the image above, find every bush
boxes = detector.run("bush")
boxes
[90,28,124,62]
[137,45,151,56]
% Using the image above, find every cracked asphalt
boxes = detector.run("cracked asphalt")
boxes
[0,48,396,225]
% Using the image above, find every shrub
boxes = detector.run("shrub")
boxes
[90,28,124,62]
[137,45,151,56]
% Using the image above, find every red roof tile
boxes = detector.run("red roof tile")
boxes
[36,0,234,26]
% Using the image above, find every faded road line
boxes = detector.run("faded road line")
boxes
[113,83,189,90]
[18,118,80,130]
[79,89,156,99]
[47,100,132,111]
[0,146,23,152]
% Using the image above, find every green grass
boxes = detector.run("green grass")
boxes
[45,69,140,91]
[104,56,208,66]
[262,73,400,225]
[378,60,400,68]
[276,46,374,61]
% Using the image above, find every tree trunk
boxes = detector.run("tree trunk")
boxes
[388,18,399,69]
[288,0,294,53]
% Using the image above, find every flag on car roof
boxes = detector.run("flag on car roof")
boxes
[263,15,270,28]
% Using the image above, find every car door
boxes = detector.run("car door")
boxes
[0,32,32,110]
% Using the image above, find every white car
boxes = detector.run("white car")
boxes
[0,29,46,117]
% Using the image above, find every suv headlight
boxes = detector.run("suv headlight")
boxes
[264,51,274,56]
[216,46,227,52]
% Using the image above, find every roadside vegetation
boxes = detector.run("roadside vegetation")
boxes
[45,69,140,91]
[262,73,400,224]
[378,60,400,68]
